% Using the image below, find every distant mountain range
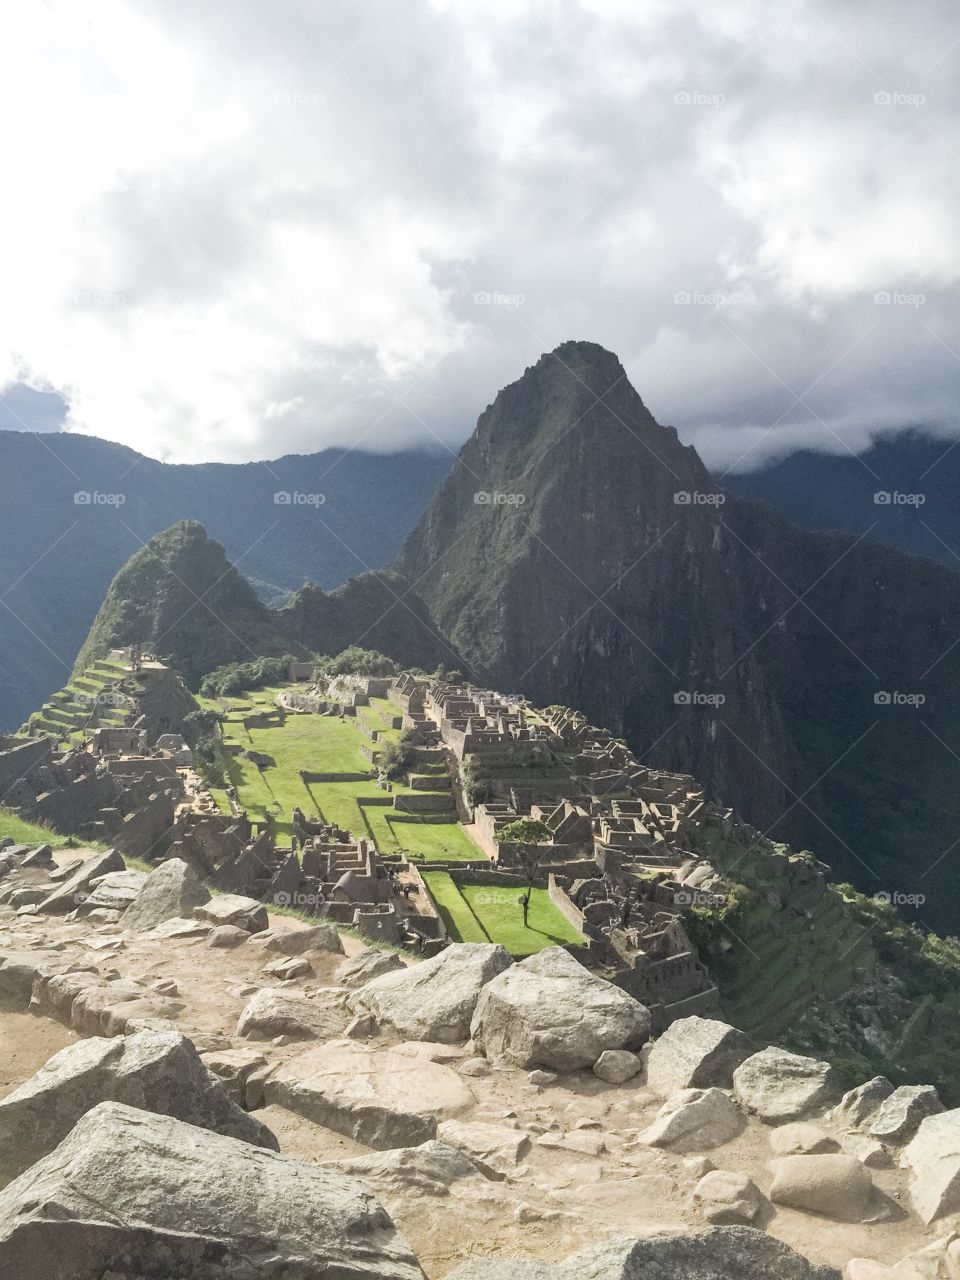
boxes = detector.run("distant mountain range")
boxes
[0,431,450,728]
[725,431,960,569]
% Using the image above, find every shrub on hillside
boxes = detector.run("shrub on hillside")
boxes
[314,646,398,679]
[200,655,298,698]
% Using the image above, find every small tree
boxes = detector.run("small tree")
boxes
[496,818,553,928]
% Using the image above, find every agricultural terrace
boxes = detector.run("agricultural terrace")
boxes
[198,685,483,859]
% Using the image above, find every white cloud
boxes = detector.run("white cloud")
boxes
[0,0,957,467]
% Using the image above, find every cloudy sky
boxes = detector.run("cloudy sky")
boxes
[1,0,957,470]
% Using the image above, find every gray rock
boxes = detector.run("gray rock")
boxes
[256,922,344,955]
[37,849,125,915]
[265,1039,476,1149]
[645,1016,751,1095]
[336,945,406,985]
[0,1029,277,1183]
[841,1133,890,1168]
[331,1139,484,1196]
[459,1057,492,1078]
[199,1047,270,1107]
[868,1084,943,1143]
[769,1154,875,1221]
[122,858,210,930]
[445,1227,840,1278]
[0,1101,425,1280]
[593,1049,642,1084]
[832,1075,895,1129]
[78,869,147,913]
[694,1170,763,1224]
[639,1087,744,1152]
[902,1108,960,1223]
[263,954,313,980]
[195,892,268,933]
[436,1119,531,1176]
[733,1047,836,1123]
[207,923,250,947]
[237,987,348,1041]
[21,844,55,868]
[350,942,511,1044]
[471,947,650,1071]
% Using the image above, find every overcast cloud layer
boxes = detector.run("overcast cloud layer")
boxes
[1,0,958,470]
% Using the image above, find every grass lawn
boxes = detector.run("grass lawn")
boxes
[383,816,485,861]
[422,873,584,955]
[422,871,488,943]
[461,884,583,956]
[0,808,106,851]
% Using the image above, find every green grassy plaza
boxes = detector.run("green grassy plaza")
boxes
[200,686,484,858]
[422,871,583,956]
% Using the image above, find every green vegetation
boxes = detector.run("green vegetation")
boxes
[422,872,583,956]
[0,808,106,851]
[314,647,398,678]
[200,656,300,699]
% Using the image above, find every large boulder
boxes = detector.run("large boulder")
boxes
[122,858,210,930]
[733,1047,836,1123]
[0,1029,277,1183]
[694,1170,763,1224]
[868,1084,943,1143]
[36,849,125,915]
[337,946,406,986]
[77,869,148,914]
[195,893,268,932]
[470,947,650,1070]
[0,1101,425,1280]
[902,1109,960,1223]
[237,987,348,1041]
[350,943,511,1044]
[769,1154,875,1221]
[254,923,344,956]
[445,1228,840,1279]
[645,1016,751,1095]
[264,1039,476,1148]
[639,1087,744,1152]
[832,1076,895,1130]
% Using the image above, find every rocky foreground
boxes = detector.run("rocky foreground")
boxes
[0,841,958,1278]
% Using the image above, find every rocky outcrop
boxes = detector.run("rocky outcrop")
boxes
[254,922,344,956]
[0,1101,425,1279]
[264,1040,476,1149]
[832,1076,895,1129]
[694,1170,763,1224]
[350,943,511,1044]
[195,893,268,932]
[733,1048,836,1123]
[0,1029,277,1182]
[902,1109,960,1223]
[236,987,348,1041]
[868,1084,943,1143]
[444,1228,841,1279]
[122,857,210,930]
[645,1017,751,1095]
[336,946,406,986]
[37,849,125,915]
[639,1088,744,1152]
[470,947,650,1070]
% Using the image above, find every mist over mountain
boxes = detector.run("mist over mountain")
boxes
[723,432,960,569]
[0,431,450,728]
[398,341,960,933]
